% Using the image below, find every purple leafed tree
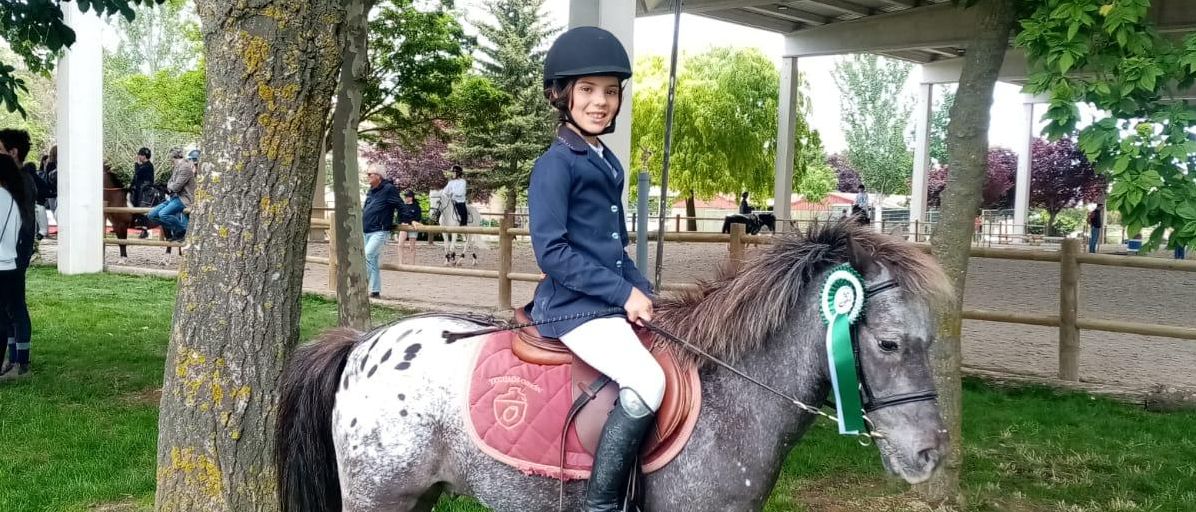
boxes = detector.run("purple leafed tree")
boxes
[1030,137,1104,235]
[364,135,452,194]
[927,148,1018,209]
[364,133,490,203]
[829,153,863,192]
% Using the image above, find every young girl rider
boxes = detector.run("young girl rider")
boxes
[530,27,664,511]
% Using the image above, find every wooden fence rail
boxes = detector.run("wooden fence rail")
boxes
[101,208,1196,382]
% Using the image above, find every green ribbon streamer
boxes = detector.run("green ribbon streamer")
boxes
[827,313,865,435]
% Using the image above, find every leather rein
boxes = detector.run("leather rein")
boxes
[440,279,937,439]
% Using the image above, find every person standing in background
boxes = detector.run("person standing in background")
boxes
[396,190,422,265]
[0,148,35,381]
[1087,204,1103,254]
[443,165,468,227]
[362,167,404,298]
[132,147,156,239]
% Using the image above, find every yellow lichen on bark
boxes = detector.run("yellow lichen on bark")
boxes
[168,446,225,498]
[242,34,270,78]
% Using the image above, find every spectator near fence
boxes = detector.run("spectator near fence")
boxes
[1087,204,1103,254]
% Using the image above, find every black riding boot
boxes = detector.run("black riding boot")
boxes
[583,389,656,512]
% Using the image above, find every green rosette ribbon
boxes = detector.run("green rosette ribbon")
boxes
[820,263,866,435]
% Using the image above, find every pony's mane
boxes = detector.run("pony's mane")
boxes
[654,221,953,367]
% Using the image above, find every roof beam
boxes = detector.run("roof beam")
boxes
[881,49,936,63]
[876,0,916,8]
[805,0,873,17]
[640,0,771,16]
[784,2,983,56]
[924,47,962,58]
[703,8,803,32]
[920,47,1030,84]
[744,5,829,25]
[1152,0,1196,33]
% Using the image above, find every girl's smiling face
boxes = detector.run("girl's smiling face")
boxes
[568,76,621,138]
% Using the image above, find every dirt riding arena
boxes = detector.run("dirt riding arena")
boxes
[41,236,1196,392]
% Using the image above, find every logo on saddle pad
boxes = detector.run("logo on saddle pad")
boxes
[494,386,529,430]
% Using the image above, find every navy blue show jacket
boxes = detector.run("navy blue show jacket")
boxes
[528,126,654,338]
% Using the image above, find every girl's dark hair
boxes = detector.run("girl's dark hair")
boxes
[545,79,574,124]
[0,156,33,225]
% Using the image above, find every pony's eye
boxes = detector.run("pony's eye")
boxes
[878,339,900,352]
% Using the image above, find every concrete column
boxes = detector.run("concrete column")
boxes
[569,0,635,209]
[773,56,799,233]
[1014,101,1034,235]
[910,81,933,238]
[56,3,104,274]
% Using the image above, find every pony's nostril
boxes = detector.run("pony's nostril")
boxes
[917,446,941,466]
[913,445,942,468]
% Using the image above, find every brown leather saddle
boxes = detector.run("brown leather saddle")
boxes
[510,307,698,459]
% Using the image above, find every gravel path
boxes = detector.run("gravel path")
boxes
[37,236,1196,390]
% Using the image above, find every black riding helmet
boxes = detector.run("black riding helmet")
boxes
[543,26,631,136]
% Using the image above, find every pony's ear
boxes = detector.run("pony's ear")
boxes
[845,233,882,279]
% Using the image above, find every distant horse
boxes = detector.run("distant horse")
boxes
[429,191,481,266]
[103,167,175,259]
[275,222,953,512]
[721,212,776,235]
[102,167,133,260]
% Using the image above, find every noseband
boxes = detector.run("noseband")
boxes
[855,280,938,413]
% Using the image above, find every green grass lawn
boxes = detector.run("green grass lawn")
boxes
[2,267,1194,512]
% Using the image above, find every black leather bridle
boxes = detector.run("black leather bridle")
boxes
[854,280,939,413]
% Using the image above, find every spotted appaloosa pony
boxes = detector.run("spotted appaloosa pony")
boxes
[276,222,954,512]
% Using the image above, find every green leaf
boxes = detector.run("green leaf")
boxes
[1113,154,1131,173]
[1127,188,1144,208]
[1127,219,1141,237]
[1178,203,1196,221]
[1148,224,1167,250]
[1060,52,1075,73]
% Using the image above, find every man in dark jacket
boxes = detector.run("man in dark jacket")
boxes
[362,168,403,298]
[39,145,56,214]
[132,147,156,238]
[1087,204,1103,254]
[21,162,49,239]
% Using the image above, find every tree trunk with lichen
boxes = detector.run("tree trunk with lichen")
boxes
[330,0,373,329]
[153,1,343,510]
[921,0,1018,508]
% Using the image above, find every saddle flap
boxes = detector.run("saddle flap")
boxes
[570,341,693,461]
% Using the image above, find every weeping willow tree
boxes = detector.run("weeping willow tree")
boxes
[632,48,832,229]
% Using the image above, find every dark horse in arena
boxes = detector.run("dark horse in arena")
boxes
[103,166,174,259]
[721,212,777,235]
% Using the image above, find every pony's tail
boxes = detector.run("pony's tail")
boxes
[276,328,361,512]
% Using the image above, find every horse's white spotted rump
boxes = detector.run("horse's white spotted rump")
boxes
[331,316,482,509]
